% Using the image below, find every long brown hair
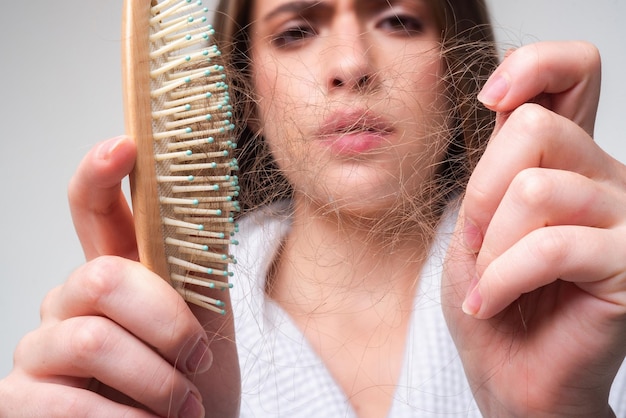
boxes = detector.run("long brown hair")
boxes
[212,0,498,216]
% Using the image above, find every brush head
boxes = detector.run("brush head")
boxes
[123,0,239,314]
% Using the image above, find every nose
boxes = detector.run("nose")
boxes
[323,17,375,93]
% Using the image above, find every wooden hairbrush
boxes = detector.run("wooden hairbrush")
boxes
[122,0,239,314]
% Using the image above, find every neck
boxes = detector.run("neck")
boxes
[266,194,445,418]
[268,194,439,317]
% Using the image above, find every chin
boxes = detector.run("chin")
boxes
[308,183,406,218]
[291,158,433,217]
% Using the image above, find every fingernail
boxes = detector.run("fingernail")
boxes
[96,136,126,161]
[462,276,482,316]
[478,73,510,107]
[462,217,483,254]
[179,390,204,418]
[186,338,213,374]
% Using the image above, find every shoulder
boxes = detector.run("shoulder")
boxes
[233,200,292,265]
[228,201,292,308]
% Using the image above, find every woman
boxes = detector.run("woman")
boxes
[2,0,626,416]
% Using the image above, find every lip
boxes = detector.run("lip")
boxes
[318,109,394,155]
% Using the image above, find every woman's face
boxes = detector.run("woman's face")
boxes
[249,0,448,215]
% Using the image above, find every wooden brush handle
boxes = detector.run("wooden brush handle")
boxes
[119,2,241,414]
[121,0,170,282]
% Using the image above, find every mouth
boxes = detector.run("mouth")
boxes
[321,110,393,136]
[319,110,393,154]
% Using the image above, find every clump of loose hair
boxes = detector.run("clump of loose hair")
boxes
[212,0,499,247]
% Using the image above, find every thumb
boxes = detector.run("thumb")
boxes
[68,136,138,261]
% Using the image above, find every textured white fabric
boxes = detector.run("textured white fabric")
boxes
[230,202,626,417]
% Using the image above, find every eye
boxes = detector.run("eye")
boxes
[377,14,424,36]
[271,24,317,48]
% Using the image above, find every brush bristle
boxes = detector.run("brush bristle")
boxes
[139,0,239,314]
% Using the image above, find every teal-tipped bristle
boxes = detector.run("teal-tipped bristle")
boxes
[144,0,238,315]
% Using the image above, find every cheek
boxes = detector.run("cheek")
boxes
[252,59,281,126]
[396,60,450,150]
[391,55,445,109]
[253,55,316,126]
[252,56,320,164]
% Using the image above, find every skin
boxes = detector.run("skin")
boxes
[1,2,625,418]
[249,0,448,217]
[248,1,449,415]
[444,41,626,416]
[0,138,240,418]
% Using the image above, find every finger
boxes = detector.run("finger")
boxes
[41,256,213,376]
[463,226,626,318]
[15,317,204,418]
[476,168,623,276]
[462,104,616,251]
[68,136,138,261]
[478,41,601,135]
[1,374,157,418]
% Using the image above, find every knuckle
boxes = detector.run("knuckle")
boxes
[151,365,180,400]
[170,310,200,342]
[165,310,205,358]
[150,370,196,416]
[74,256,126,307]
[511,44,541,68]
[13,330,38,367]
[509,103,554,135]
[66,317,115,365]
[527,229,568,267]
[464,177,493,215]
[40,285,62,320]
[510,168,554,210]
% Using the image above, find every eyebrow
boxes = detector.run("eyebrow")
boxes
[263,1,332,22]
[261,0,425,23]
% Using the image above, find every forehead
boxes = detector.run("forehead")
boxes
[251,0,432,20]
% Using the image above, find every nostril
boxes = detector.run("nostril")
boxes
[331,75,370,90]
[332,78,344,88]
[356,75,370,90]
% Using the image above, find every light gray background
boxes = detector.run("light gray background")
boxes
[1,1,624,378]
